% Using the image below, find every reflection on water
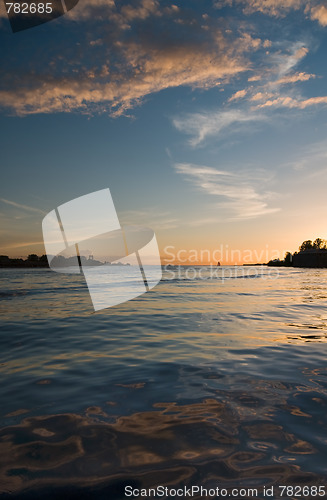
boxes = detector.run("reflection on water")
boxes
[0,267,327,497]
[1,393,326,498]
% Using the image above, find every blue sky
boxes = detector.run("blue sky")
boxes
[1,0,327,263]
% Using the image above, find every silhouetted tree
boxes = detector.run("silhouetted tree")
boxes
[313,238,327,250]
[299,240,313,252]
[27,254,39,261]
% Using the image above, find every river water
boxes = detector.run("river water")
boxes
[0,266,327,498]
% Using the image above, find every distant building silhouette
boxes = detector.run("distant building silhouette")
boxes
[292,249,327,268]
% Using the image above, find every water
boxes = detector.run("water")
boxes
[1,267,327,498]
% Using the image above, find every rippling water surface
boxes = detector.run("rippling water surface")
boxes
[1,267,327,498]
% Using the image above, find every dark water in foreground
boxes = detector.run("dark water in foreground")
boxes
[1,267,327,499]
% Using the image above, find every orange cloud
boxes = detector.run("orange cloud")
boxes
[215,0,305,17]
[248,75,262,82]
[0,16,257,116]
[0,43,247,115]
[228,89,248,102]
[275,71,316,84]
[64,0,158,23]
[258,95,327,109]
[309,4,327,26]
[250,91,275,101]
[215,0,327,26]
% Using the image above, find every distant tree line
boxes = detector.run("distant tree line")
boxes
[267,238,327,268]
[0,254,49,268]
[298,238,327,252]
[0,254,129,268]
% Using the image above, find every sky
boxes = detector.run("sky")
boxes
[0,0,327,264]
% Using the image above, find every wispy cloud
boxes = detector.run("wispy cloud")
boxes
[173,109,266,146]
[172,39,321,145]
[239,42,327,111]
[248,42,314,90]
[174,163,279,220]
[0,198,45,215]
[284,139,327,174]
[270,44,309,79]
